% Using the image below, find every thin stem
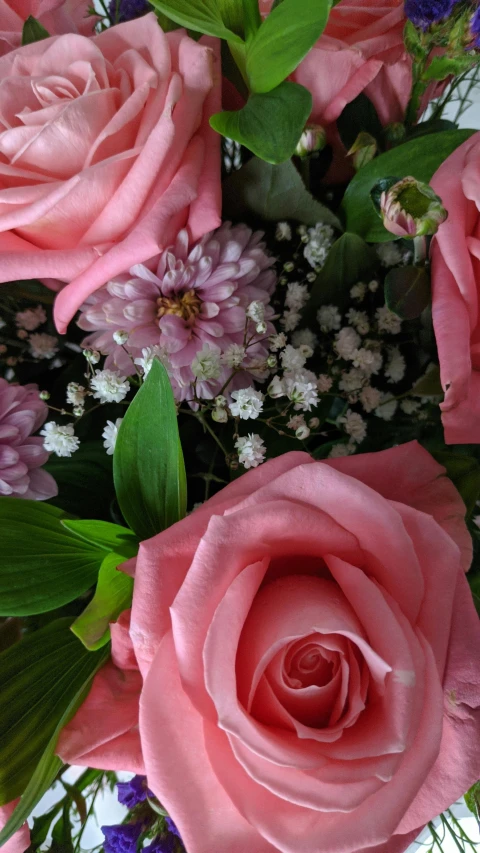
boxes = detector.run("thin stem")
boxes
[74,774,105,853]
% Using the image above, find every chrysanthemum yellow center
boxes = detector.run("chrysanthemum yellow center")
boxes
[156,289,202,324]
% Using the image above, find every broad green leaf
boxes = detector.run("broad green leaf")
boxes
[0,499,104,617]
[306,233,377,312]
[241,0,262,39]
[341,130,475,242]
[384,266,431,320]
[113,358,187,540]
[411,364,443,397]
[61,519,138,559]
[222,156,341,228]
[148,0,243,41]
[0,620,108,807]
[210,81,312,164]
[22,15,50,45]
[45,441,115,520]
[71,552,134,651]
[431,452,480,517]
[337,94,384,153]
[245,0,331,93]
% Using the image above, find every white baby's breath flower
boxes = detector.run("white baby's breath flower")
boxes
[247,301,265,324]
[235,433,266,469]
[16,305,47,331]
[281,345,307,372]
[352,347,381,374]
[400,398,421,414]
[212,406,228,423]
[134,345,170,378]
[269,332,288,352]
[90,369,130,403]
[329,441,356,458]
[295,424,310,440]
[191,344,221,382]
[304,222,334,269]
[102,418,123,455]
[368,279,379,292]
[29,333,58,360]
[350,283,366,302]
[385,346,406,383]
[291,328,318,351]
[268,375,285,399]
[359,385,382,413]
[317,374,333,393]
[230,387,264,420]
[83,349,101,364]
[113,329,129,345]
[377,242,403,267]
[282,310,302,332]
[285,282,308,313]
[338,409,367,443]
[222,344,246,368]
[41,422,80,457]
[287,414,306,431]
[374,394,398,421]
[338,368,366,393]
[284,369,319,411]
[317,305,341,333]
[376,305,402,335]
[66,383,87,408]
[275,222,292,241]
[334,327,361,360]
[346,309,370,335]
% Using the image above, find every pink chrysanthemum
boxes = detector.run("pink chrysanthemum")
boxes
[0,379,57,500]
[78,223,277,401]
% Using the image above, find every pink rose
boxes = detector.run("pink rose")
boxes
[260,0,411,128]
[0,14,222,333]
[0,802,30,853]
[0,0,97,56]
[59,442,480,853]
[430,131,480,444]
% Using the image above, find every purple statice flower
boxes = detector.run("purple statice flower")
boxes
[77,223,276,403]
[0,379,57,500]
[101,823,142,853]
[143,838,175,853]
[165,817,181,839]
[471,4,480,46]
[404,0,461,29]
[117,775,153,808]
[109,0,151,23]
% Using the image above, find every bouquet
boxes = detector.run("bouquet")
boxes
[1,0,480,852]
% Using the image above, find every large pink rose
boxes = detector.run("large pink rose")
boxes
[0,13,222,333]
[59,442,480,853]
[0,0,97,56]
[430,131,480,444]
[260,0,411,128]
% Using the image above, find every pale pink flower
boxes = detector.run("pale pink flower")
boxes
[0,379,57,499]
[78,224,276,402]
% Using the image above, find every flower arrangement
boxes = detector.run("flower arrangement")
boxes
[0,1,480,853]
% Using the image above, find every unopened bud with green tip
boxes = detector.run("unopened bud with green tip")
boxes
[347,132,377,171]
[372,176,447,238]
[295,124,326,158]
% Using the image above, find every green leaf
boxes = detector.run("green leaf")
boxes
[0,620,108,808]
[61,519,138,559]
[422,55,477,83]
[337,94,384,153]
[44,441,115,520]
[341,130,475,242]
[222,156,341,228]
[306,233,377,312]
[411,364,443,397]
[22,15,50,45]
[71,552,134,651]
[384,266,431,320]
[147,0,243,41]
[431,451,480,516]
[245,0,331,93]
[113,358,187,540]
[0,499,105,617]
[465,780,480,817]
[210,81,312,164]
[241,0,262,39]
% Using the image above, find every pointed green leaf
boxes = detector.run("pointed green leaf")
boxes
[71,552,134,651]
[0,499,105,617]
[61,519,138,558]
[210,81,312,164]
[222,156,341,228]
[147,0,243,41]
[341,130,475,242]
[245,0,331,93]
[0,620,108,810]
[411,365,443,397]
[384,266,431,320]
[22,15,50,45]
[113,358,187,540]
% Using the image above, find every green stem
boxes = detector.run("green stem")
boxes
[414,236,427,266]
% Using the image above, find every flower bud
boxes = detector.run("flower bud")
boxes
[295,124,326,158]
[266,354,277,369]
[83,348,101,364]
[215,395,227,408]
[256,321,268,335]
[308,417,320,429]
[347,132,377,171]
[113,329,129,345]
[376,176,447,238]
[296,424,311,440]
[39,390,50,401]
[212,406,228,424]
[268,376,285,399]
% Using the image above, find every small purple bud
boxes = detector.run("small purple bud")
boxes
[117,775,153,808]
[101,823,142,853]
[109,0,150,23]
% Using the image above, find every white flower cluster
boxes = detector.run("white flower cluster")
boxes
[90,369,130,404]
[235,433,266,469]
[303,222,335,270]
[41,422,80,457]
